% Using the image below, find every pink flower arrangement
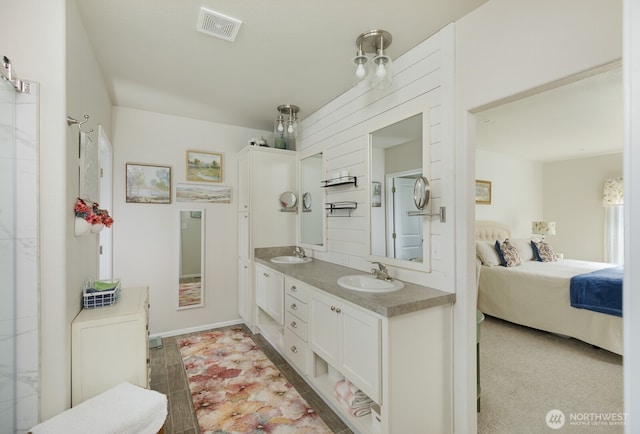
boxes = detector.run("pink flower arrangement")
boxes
[74,198,114,228]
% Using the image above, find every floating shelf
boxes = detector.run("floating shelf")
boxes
[325,201,357,217]
[321,176,357,188]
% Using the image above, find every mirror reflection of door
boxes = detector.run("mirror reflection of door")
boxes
[179,210,204,309]
[370,113,423,263]
[387,172,423,261]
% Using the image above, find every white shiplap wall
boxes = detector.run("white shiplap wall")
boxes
[297,24,455,291]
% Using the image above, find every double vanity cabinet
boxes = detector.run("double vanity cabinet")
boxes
[253,254,455,434]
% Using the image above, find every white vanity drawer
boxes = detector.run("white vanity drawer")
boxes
[285,310,308,341]
[285,293,308,321]
[284,327,307,373]
[285,276,309,303]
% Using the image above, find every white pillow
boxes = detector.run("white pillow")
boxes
[510,238,536,261]
[476,241,501,266]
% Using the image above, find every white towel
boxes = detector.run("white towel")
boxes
[29,382,167,434]
[333,379,373,417]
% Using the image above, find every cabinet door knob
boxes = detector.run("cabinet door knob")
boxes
[291,345,298,353]
[290,321,297,328]
[291,303,297,310]
[263,272,269,277]
[331,306,336,311]
[291,285,297,292]
[335,307,342,314]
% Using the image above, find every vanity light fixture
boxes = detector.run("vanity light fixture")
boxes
[274,104,299,149]
[353,30,393,89]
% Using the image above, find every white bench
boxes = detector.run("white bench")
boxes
[29,382,167,434]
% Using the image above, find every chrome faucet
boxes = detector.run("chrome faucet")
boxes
[294,246,306,259]
[371,262,392,281]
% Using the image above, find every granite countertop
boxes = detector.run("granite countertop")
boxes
[255,248,455,318]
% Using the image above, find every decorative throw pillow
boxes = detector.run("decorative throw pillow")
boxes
[495,239,521,267]
[531,240,558,262]
[476,241,502,266]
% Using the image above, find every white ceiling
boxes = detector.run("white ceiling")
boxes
[476,65,623,162]
[75,0,487,131]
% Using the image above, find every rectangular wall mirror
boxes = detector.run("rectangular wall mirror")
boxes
[370,113,427,270]
[178,209,205,309]
[300,152,325,248]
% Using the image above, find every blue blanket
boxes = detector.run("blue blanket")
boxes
[570,266,623,317]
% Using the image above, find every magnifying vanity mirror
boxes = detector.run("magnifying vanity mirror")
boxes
[370,113,427,266]
[279,191,298,209]
[178,209,205,309]
[300,152,324,247]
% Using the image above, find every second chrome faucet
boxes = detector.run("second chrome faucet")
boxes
[371,261,392,281]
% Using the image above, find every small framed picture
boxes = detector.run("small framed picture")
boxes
[372,182,382,207]
[475,180,492,204]
[126,163,172,204]
[186,150,222,183]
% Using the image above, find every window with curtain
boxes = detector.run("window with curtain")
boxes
[602,177,623,264]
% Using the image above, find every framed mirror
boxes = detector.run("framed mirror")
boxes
[79,131,100,203]
[178,209,205,309]
[370,112,428,269]
[299,152,325,247]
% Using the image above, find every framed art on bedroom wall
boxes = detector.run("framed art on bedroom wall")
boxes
[186,150,222,183]
[125,163,172,204]
[475,180,492,204]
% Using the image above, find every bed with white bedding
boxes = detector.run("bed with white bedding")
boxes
[475,221,623,355]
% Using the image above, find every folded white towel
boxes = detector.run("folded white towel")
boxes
[29,382,167,434]
[334,391,372,417]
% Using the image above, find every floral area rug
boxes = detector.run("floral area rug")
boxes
[178,327,333,434]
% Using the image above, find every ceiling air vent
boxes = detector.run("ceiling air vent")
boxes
[196,7,242,42]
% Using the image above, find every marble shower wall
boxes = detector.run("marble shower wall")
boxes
[0,80,39,433]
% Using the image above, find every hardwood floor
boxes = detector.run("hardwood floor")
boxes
[149,324,353,434]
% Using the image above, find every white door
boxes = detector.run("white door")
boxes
[309,290,339,368]
[340,303,381,403]
[392,177,423,261]
[98,125,113,280]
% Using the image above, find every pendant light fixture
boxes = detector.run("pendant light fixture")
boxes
[274,104,299,150]
[353,30,393,89]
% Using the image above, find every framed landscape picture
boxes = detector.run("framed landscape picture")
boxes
[176,183,232,203]
[126,163,172,204]
[187,150,222,183]
[475,179,492,204]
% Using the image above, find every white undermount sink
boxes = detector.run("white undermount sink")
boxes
[270,255,312,264]
[337,274,404,293]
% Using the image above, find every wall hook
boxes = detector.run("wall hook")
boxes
[67,114,94,134]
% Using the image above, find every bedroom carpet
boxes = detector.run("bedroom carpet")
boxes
[477,315,623,433]
[178,327,334,434]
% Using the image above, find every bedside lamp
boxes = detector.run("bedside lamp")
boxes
[532,221,556,241]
